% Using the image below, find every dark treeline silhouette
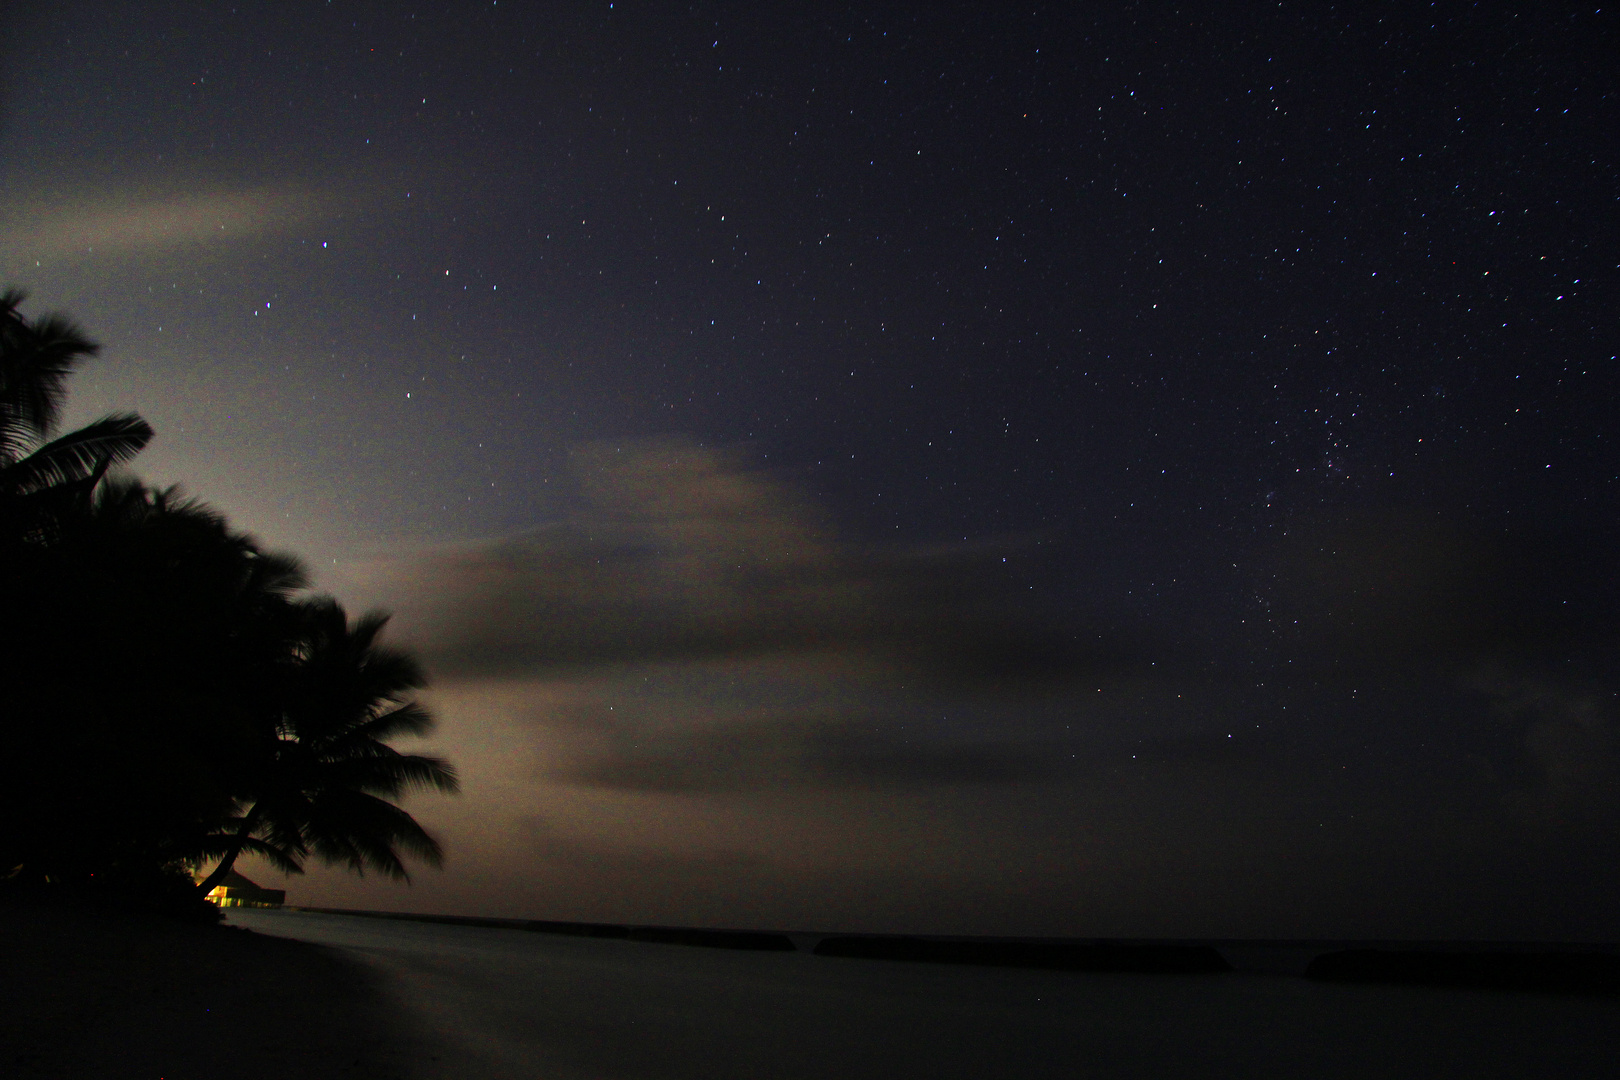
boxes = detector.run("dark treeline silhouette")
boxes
[0,290,457,918]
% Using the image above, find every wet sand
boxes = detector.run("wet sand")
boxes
[0,901,444,1080]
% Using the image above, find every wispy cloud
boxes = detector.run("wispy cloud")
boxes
[0,186,325,259]
[348,442,1620,809]
[292,456,1620,933]
[377,438,1136,690]
[551,709,1054,793]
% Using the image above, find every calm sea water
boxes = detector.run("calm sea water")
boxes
[228,908,1620,1080]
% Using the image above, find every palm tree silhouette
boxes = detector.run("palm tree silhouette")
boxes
[0,290,151,535]
[0,293,178,887]
[2,475,311,886]
[197,598,460,895]
[0,290,458,903]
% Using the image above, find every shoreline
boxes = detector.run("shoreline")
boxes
[7,900,1618,1080]
[228,908,1620,1080]
[284,905,1620,990]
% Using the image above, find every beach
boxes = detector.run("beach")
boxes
[7,900,1620,1078]
[0,900,440,1080]
[232,909,1620,1079]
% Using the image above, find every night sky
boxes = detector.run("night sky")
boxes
[2,2,1616,938]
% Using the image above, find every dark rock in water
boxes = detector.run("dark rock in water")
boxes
[627,926,796,951]
[526,919,632,939]
[522,919,794,950]
[298,907,529,931]
[1305,950,1620,995]
[813,936,1232,973]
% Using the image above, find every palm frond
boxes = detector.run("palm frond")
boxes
[317,747,460,798]
[357,643,429,698]
[250,806,314,862]
[193,834,307,876]
[89,473,156,521]
[0,293,100,452]
[354,701,439,742]
[147,484,227,526]
[235,836,307,876]
[346,609,392,652]
[0,413,152,495]
[389,752,461,794]
[303,789,445,880]
[246,550,310,598]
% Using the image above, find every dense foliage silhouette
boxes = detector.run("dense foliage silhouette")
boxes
[0,291,456,915]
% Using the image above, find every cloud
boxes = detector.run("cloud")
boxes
[295,497,1620,935]
[552,711,1052,793]
[345,447,1620,832]
[521,819,772,878]
[1462,672,1620,822]
[1254,510,1620,678]
[331,438,1148,796]
[378,438,1137,690]
[0,186,325,259]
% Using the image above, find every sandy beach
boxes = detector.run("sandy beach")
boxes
[230,908,1620,1079]
[0,900,442,1080]
[9,899,1620,1078]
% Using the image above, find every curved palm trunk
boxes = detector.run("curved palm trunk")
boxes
[195,803,265,896]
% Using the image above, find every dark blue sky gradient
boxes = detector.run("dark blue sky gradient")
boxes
[1,2,1616,935]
